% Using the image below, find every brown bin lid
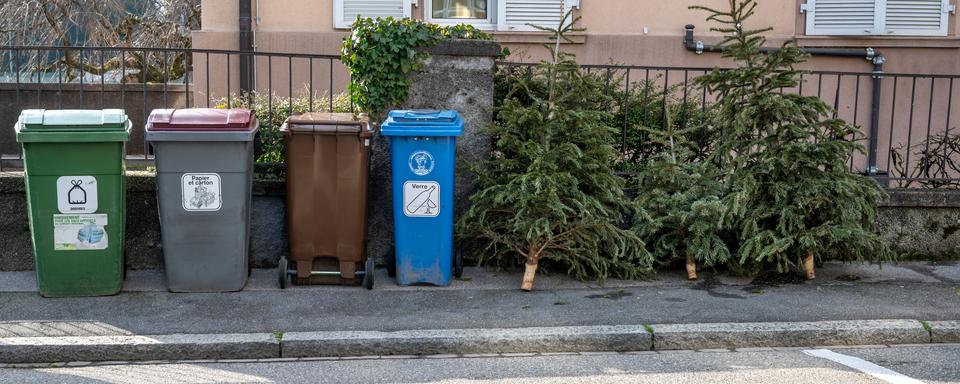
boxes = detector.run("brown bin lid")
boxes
[284,112,369,134]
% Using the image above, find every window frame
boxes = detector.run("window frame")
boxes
[496,0,576,32]
[333,0,413,29]
[803,0,954,37]
[425,0,497,30]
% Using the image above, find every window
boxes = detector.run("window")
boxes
[497,0,578,32]
[334,0,579,31]
[334,0,412,29]
[428,0,494,28]
[802,0,955,36]
[432,0,489,19]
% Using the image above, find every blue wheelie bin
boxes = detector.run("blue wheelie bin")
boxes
[381,110,463,286]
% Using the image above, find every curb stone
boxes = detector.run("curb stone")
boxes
[929,321,960,343]
[652,320,929,350]
[0,333,278,364]
[0,320,948,364]
[281,325,653,358]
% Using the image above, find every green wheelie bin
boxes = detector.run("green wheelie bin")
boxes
[15,109,131,297]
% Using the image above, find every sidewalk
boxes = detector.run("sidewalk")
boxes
[1,261,959,363]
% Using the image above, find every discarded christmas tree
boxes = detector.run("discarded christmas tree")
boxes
[631,112,730,280]
[693,0,895,277]
[457,11,652,291]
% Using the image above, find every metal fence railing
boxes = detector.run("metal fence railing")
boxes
[0,45,351,174]
[498,62,960,189]
[1,46,957,188]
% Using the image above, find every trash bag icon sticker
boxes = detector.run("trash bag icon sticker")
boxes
[67,180,87,205]
[181,173,222,211]
[57,176,98,214]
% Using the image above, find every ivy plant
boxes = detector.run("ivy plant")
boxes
[341,17,491,114]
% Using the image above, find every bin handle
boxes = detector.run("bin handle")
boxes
[408,109,441,115]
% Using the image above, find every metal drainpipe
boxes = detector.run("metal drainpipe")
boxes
[254,0,260,52]
[252,0,260,94]
[866,55,886,177]
[239,0,253,96]
[683,25,886,177]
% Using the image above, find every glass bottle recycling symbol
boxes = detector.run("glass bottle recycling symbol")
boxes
[406,184,438,214]
[67,179,87,205]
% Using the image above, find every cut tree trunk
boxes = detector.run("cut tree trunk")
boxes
[686,254,697,281]
[521,261,538,291]
[803,252,816,280]
[521,249,540,291]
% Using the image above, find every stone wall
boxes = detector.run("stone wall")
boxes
[877,190,960,259]
[366,39,501,262]
[2,169,958,271]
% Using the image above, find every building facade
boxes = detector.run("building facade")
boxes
[194,0,960,73]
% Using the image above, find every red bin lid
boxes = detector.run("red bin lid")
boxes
[147,108,255,131]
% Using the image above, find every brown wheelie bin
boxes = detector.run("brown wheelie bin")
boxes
[278,113,375,289]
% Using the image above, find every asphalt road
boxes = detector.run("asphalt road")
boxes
[2,344,958,383]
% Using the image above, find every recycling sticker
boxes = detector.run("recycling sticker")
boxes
[57,176,98,214]
[181,173,222,211]
[53,214,108,251]
[408,150,435,176]
[403,181,440,217]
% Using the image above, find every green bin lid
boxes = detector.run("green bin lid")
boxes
[18,109,128,132]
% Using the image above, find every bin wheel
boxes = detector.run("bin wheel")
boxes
[454,248,464,279]
[278,257,290,289]
[362,257,375,290]
[386,248,397,278]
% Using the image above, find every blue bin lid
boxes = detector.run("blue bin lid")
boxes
[380,109,463,137]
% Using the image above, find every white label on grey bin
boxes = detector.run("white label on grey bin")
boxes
[57,176,98,214]
[181,173,222,211]
[53,214,108,251]
[403,181,440,217]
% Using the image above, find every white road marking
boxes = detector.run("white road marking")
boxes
[803,349,927,384]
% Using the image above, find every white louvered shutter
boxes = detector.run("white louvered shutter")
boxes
[804,0,954,36]
[884,0,952,36]
[334,0,412,29]
[497,0,568,32]
[804,0,881,35]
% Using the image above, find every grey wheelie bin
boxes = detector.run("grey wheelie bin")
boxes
[146,108,259,292]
